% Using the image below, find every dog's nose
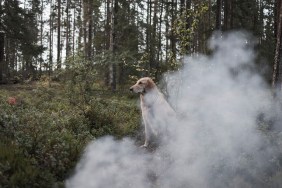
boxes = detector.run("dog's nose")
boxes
[129,87,133,92]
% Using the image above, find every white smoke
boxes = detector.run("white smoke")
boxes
[66,32,281,188]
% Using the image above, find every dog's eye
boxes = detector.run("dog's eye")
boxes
[138,82,143,85]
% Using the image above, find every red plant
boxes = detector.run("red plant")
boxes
[7,97,17,105]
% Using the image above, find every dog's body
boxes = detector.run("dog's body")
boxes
[130,77,176,147]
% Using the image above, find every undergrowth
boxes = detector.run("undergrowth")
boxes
[0,82,141,187]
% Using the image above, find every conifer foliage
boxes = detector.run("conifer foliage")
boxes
[0,0,278,86]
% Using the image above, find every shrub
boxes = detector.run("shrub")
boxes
[0,82,141,187]
[0,86,94,187]
[85,98,140,138]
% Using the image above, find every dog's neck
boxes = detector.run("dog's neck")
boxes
[140,88,160,108]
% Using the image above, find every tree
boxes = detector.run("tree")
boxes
[216,0,222,30]
[0,0,44,80]
[57,0,61,69]
[109,0,117,91]
[0,32,4,83]
[272,0,282,90]
[65,0,71,60]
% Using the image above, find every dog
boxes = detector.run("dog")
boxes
[130,77,176,148]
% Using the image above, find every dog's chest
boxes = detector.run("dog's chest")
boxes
[140,98,156,118]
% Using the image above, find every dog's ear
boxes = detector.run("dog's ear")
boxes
[146,78,155,91]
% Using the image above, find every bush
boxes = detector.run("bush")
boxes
[0,82,141,187]
[85,98,140,138]
[0,86,94,187]
[0,141,55,188]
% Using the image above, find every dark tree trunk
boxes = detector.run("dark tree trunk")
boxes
[186,0,191,53]
[180,0,185,14]
[272,0,282,90]
[49,0,54,76]
[223,0,229,30]
[216,0,222,30]
[0,33,4,83]
[147,0,152,72]
[78,0,83,50]
[87,1,94,60]
[151,0,158,74]
[109,0,117,91]
[83,0,87,58]
[72,0,76,61]
[171,0,177,59]
[57,0,61,69]
[66,0,70,59]
[39,0,44,74]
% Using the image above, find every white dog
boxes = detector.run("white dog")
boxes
[130,77,176,147]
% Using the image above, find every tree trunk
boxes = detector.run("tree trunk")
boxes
[109,0,117,91]
[87,0,94,59]
[171,0,177,59]
[180,0,185,13]
[186,0,191,53]
[165,0,169,63]
[151,0,158,75]
[156,0,163,80]
[83,0,88,58]
[57,0,61,69]
[223,0,233,30]
[49,0,54,76]
[78,0,83,51]
[66,0,70,59]
[272,0,282,90]
[39,0,44,74]
[0,32,4,83]
[146,0,152,72]
[216,0,222,30]
[72,0,76,60]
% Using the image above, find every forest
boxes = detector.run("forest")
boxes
[1,0,282,187]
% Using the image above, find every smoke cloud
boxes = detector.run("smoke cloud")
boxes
[66,32,282,188]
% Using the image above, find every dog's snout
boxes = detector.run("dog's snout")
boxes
[129,87,133,92]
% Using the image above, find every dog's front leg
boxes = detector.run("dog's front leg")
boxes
[141,116,150,148]
[141,107,153,148]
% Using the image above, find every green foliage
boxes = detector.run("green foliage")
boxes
[174,2,209,55]
[1,1,44,57]
[63,55,98,107]
[63,55,141,137]
[0,88,93,186]
[0,141,55,188]
[0,80,141,187]
[85,98,140,138]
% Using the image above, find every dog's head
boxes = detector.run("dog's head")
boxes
[130,77,156,94]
